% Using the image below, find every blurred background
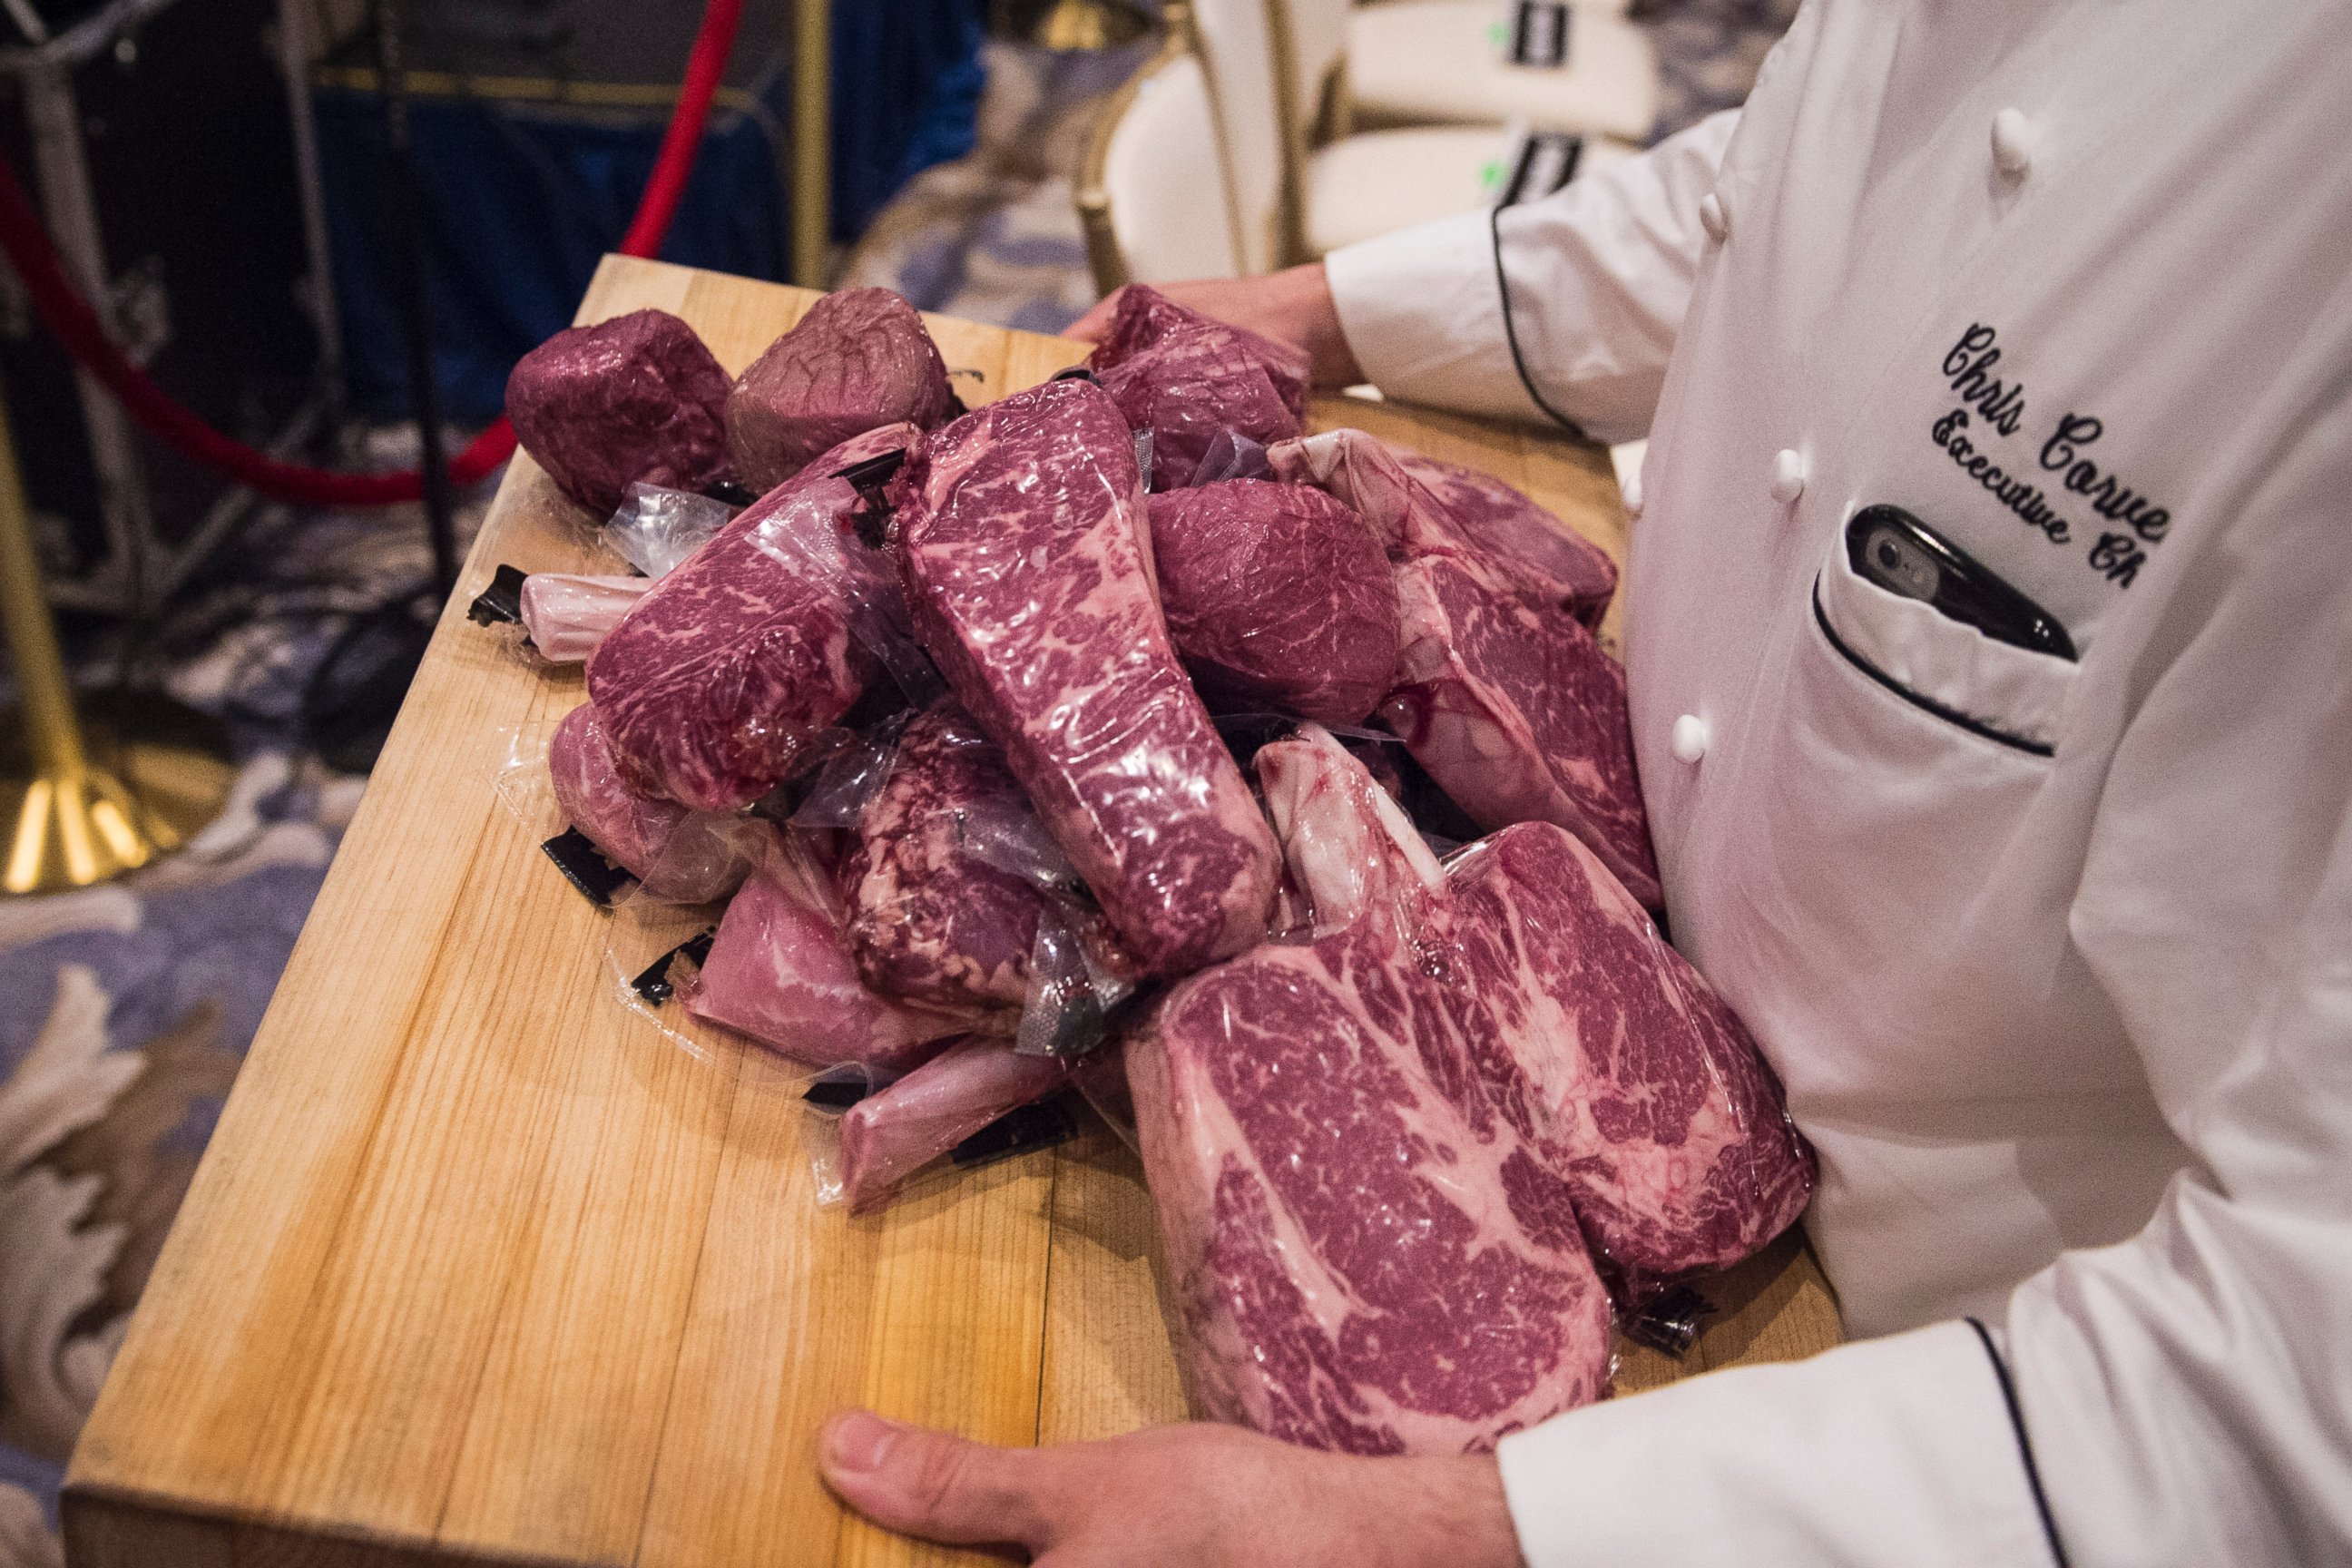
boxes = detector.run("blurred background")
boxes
[0,0,1791,1559]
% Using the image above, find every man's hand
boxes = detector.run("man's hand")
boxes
[1064,266,1367,389]
[819,1410,1525,1568]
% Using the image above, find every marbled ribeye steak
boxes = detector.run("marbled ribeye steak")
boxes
[1128,727,1612,1454]
[894,377,1278,977]
[586,423,916,812]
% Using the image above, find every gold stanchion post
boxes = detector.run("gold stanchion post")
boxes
[792,0,830,289]
[0,383,231,895]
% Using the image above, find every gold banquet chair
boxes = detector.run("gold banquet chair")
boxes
[1078,15,1249,291]
[1191,0,1634,265]
[1345,0,1658,144]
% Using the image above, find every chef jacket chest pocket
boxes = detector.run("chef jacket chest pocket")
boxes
[1700,533,2082,1051]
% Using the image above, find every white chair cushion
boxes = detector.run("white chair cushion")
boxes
[1348,0,1659,142]
[1305,125,1632,257]
[1102,54,1244,281]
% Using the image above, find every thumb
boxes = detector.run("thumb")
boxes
[819,1409,1054,1549]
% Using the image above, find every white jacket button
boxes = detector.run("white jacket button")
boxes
[1699,191,1730,244]
[1992,108,2036,177]
[1769,447,1808,503]
[1671,714,1710,763]
[1621,467,1644,517]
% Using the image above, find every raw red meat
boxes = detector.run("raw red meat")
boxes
[506,309,733,515]
[546,703,765,903]
[519,574,649,664]
[1269,428,1617,627]
[1145,480,1399,726]
[1384,554,1661,909]
[683,835,975,1073]
[895,377,1279,978]
[840,698,1127,1012]
[836,1038,1068,1210]
[1128,727,1612,1454]
[586,423,916,812]
[725,288,961,491]
[1443,822,1814,1290]
[1086,286,1311,490]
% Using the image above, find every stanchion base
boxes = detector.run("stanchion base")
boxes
[0,692,235,896]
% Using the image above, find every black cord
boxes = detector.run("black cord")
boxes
[373,0,458,604]
[1488,199,1585,438]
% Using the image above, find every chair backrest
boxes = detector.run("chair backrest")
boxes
[1077,44,1245,294]
[1183,0,1291,273]
[1269,0,1354,147]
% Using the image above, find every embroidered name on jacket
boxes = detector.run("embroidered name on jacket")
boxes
[1928,323,2173,589]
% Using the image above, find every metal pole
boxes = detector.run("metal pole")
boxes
[0,383,85,783]
[371,0,456,603]
[791,0,828,288]
[276,0,345,405]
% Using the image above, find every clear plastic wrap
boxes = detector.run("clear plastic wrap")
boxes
[1188,428,1270,485]
[893,376,1279,979]
[603,483,736,577]
[518,573,652,664]
[789,712,908,830]
[584,423,921,813]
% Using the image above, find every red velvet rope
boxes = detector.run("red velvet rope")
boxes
[0,0,746,508]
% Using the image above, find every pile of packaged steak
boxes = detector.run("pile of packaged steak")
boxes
[481,284,1816,1455]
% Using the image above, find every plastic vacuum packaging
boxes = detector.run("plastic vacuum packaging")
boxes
[1086,286,1310,490]
[1384,551,1662,909]
[1145,479,1399,726]
[1126,726,1613,1454]
[834,1037,1071,1210]
[519,575,651,664]
[505,309,734,514]
[838,697,1132,1014]
[1440,822,1814,1299]
[894,376,1279,978]
[546,702,768,903]
[604,482,736,578]
[1269,427,1617,628]
[725,288,962,491]
[586,423,918,812]
[682,830,983,1073]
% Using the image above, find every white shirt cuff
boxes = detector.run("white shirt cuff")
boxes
[1496,1320,2062,1568]
[1325,210,1549,429]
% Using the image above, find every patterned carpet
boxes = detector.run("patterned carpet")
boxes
[0,6,1790,1558]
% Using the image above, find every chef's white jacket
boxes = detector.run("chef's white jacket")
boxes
[1328,1,2352,1563]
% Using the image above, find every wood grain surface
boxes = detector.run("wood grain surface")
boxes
[63,257,1839,1568]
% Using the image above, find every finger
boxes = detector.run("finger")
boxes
[820,1409,1054,1549]
[1063,288,1125,343]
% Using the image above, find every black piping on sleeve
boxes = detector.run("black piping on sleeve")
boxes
[1966,1317,2073,1568]
[1488,201,1587,438]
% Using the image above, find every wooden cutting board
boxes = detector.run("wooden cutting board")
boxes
[62,256,1838,1568]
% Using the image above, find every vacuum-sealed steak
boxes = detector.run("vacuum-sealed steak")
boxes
[1087,286,1311,491]
[520,574,649,664]
[546,703,765,904]
[1445,823,1813,1292]
[895,377,1279,977]
[1146,480,1399,726]
[1384,554,1661,909]
[684,835,975,1073]
[840,698,1126,1012]
[1269,428,1617,628]
[1128,728,1612,1454]
[586,423,916,812]
[506,309,733,515]
[725,288,961,491]
[836,1038,1068,1210]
